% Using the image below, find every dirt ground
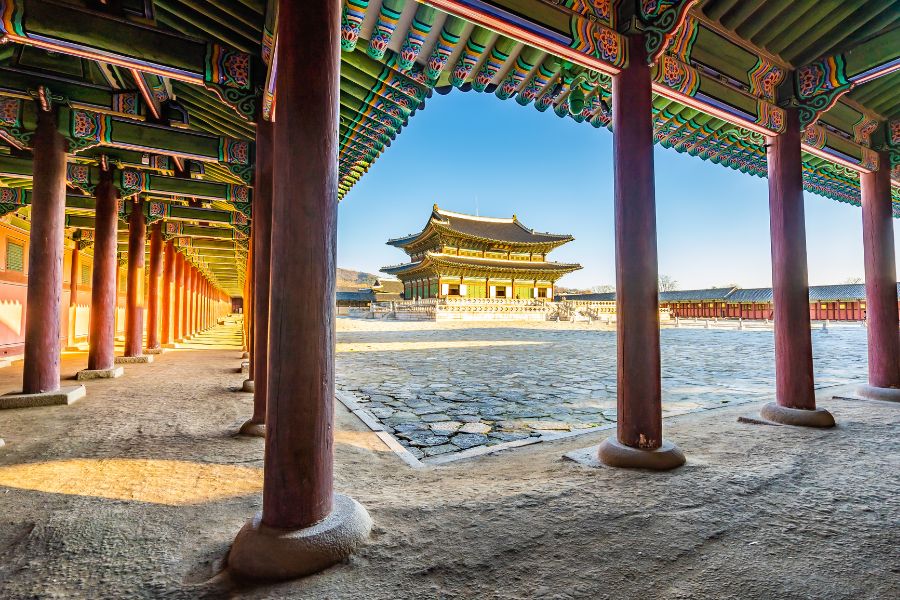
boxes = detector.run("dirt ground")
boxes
[0,320,897,599]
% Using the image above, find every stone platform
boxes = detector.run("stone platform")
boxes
[0,385,85,409]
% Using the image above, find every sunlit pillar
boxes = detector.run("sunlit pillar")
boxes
[22,108,67,393]
[81,169,122,378]
[161,240,175,345]
[123,201,147,358]
[146,223,163,351]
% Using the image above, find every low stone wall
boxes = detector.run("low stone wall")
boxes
[343,299,670,323]
[434,308,548,322]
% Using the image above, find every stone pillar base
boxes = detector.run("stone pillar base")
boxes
[115,355,154,364]
[239,420,265,437]
[228,494,372,581]
[0,385,86,410]
[846,384,900,403]
[242,379,255,393]
[760,402,835,428]
[145,347,165,355]
[76,367,124,380]
[241,351,250,359]
[238,361,250,375]
[597,437,685,471]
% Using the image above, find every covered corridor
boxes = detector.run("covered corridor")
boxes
[0,323,895,597]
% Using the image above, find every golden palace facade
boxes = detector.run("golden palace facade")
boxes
[382,206,581,300]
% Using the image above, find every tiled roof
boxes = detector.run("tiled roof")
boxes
[725,288,774,303]
[807,284,867,301]
[557,292,616,301]
[383,252,581,276]
[336,291,375,303]
[659,288,736,302]
[388,207,574,248]
[434,208,572,245]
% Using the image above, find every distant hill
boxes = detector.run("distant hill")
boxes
[336,268,383,292]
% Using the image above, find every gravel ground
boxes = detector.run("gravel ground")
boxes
[0,319,896,599]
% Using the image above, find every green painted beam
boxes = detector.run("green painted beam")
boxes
[0,155,251,203]
[2,0,256,119]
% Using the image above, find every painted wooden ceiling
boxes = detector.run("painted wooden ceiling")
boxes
[0,0,897,297]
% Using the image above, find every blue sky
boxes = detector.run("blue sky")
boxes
[338,90,885,291]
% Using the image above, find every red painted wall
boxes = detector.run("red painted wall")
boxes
[663,300,884,321]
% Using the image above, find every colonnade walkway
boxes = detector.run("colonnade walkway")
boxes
[0,321,894,598]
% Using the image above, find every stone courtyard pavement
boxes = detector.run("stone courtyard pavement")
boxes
[336,318,868,460]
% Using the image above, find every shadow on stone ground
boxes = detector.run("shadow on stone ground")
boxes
[0,322,896,599]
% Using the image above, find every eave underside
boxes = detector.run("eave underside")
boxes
[0,0,898,300]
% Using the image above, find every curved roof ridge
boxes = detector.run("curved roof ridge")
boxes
[434,206,515,224]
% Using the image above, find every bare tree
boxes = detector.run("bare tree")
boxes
[844,276,863,284]
[658,274,679,292]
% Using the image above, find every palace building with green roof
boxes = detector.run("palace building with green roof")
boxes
[382,206,581,300]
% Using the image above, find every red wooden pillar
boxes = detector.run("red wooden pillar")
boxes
[188,268,195,336]
[242,119,273,434]
[173,252,184,342]
[203,280,208,329]
[192,270,200,335]
[244,238,254,360]
[597,35,683,470]
[123,201,147,357]
[229,0,370,580]
[194,271,201,334]
[85,171,120,373]
[68,243,80,346]
[761,107,833,427]
[161,240,175,345]
[182,264,192,339]
[195,272,202,333]
[22,109,68,394]
[859,148,900,398]
[146,223,163,351]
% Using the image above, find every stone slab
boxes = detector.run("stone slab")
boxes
[0,385,86,410]
[115,355,154,364]
[374,431,427,469]
[145,347,165,355]
[76,367,124,380]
